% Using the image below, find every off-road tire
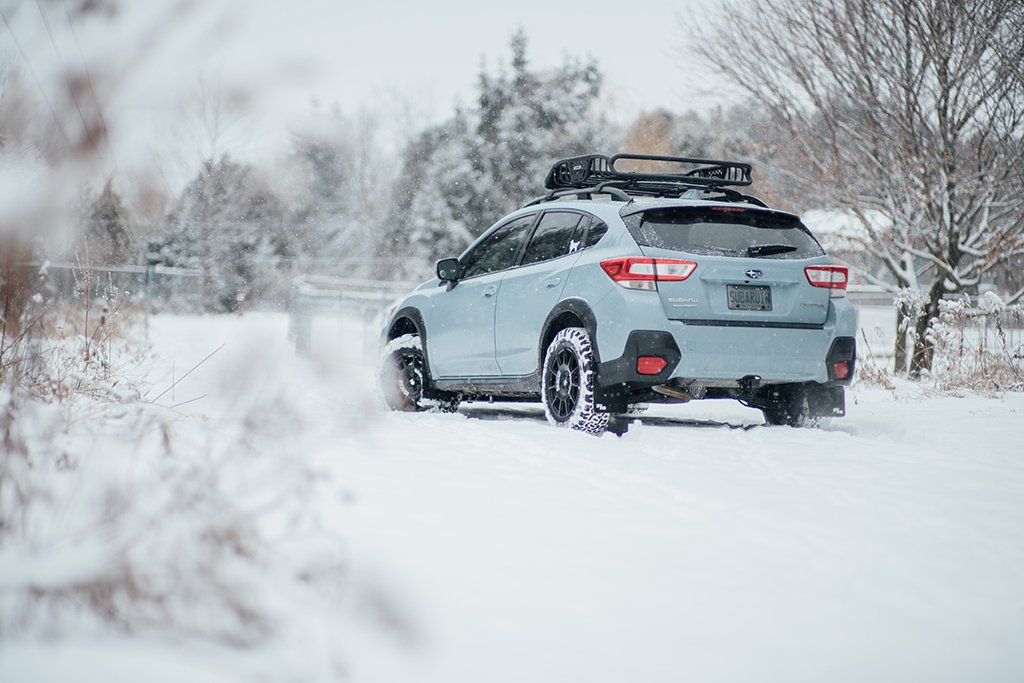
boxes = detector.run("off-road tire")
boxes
[541,327,609,435]
[378,334,460,413]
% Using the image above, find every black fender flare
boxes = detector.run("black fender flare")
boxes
[385,306,441,392]
[537,298,600,372]
[386,306,427,342]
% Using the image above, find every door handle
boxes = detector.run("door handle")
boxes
[482,284,498,297]
[544,277,561,288]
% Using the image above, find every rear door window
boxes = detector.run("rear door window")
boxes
[624,207,824,259]
[585,218,608,247]
[521,212,583,266]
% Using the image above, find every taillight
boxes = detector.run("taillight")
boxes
[804,265,848,298]
[600,257,697,291]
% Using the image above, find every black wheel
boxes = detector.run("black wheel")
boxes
[378,334,460,413]
[541,328,609,435]
[378,334,428,411]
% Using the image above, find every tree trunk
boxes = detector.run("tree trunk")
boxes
[0,245,42,387]
[893,302,909,375]
[909,280,946,377]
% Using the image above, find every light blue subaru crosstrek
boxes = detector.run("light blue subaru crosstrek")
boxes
[379,154,857,434]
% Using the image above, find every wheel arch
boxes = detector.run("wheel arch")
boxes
[386,306,440,385]
[538,298,600,372]
[386,306,425,341]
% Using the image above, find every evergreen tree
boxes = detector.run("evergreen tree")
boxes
[150,156,284,312]
[287,105,389,272]
[81,180,132,265]
[382,31,607,276]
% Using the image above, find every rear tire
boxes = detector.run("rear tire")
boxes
[542,328,609,435]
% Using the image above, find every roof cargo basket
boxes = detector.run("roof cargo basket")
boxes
[526,153,764,207]
[545,153,752,191]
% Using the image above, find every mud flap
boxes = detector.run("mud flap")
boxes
[767,383,845,420]
[802,383,846,417]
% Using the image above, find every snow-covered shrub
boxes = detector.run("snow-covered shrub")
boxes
[0,392,329,647]
[1,317,410,677]
[1,264,142,403]
[927,293,1024,393]
[853,342,896,390]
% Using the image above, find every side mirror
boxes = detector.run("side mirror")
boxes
[436,257,460,283]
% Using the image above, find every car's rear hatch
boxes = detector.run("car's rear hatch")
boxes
[623,204,832,326]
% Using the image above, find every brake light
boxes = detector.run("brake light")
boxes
[600,257,697,291]
[804,265,848,298]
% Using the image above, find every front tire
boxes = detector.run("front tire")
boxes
[542,328,609,435]
[378,334,459,413]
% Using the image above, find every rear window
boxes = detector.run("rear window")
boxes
[623,207,824,259]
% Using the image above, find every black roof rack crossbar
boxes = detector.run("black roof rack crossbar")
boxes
[544,153,753,192]
[524,182,632,207]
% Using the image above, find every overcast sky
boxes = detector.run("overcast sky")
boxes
[2,0,732,182]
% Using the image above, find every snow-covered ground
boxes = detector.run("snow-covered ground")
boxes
[3,312,1023,683]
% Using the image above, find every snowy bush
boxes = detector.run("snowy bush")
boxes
[927,293,1024,393]
[1,393,329,647]
[0,315,412,678]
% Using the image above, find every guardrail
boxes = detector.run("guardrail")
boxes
[288,275,416,355]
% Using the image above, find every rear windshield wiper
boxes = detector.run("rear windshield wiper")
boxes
[747,244,798,257]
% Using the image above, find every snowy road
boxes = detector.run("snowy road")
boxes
[107,314,1024,681]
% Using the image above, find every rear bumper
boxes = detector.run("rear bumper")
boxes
[594,298,857,399]
[665,320,853,385]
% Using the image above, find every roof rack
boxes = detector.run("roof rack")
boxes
[525,153,766,207]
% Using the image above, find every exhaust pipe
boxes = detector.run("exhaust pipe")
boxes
[653,385,692,402]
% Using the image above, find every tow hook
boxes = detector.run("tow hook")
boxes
[738,375,763,392]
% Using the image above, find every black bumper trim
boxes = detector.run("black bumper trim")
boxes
[597,330,681,392]
[826,336,856,385]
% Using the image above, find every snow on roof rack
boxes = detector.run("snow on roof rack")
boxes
[524,153,766,207]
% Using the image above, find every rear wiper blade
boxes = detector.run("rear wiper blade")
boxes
[747,244,798,257]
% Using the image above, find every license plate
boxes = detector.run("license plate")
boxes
[727,284,772,311]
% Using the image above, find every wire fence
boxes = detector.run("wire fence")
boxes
[30,261,203,311]
[929,296,1024,392]
[288,275,416,356]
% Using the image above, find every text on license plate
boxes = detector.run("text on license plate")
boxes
[727,284,772,311]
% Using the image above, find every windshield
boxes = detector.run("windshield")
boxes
[624,207,825,259]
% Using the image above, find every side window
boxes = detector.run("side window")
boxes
[569,216,589,254]
[461,214,535,279]
[520,212,583,266]
[585,218,609,247]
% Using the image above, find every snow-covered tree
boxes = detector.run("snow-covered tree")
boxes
[79,180,132,265]
[382,31,607,275]
[150,156,284,312]
[697,0,1024,374]
[287,105,391,272]
[619,107,806,211]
